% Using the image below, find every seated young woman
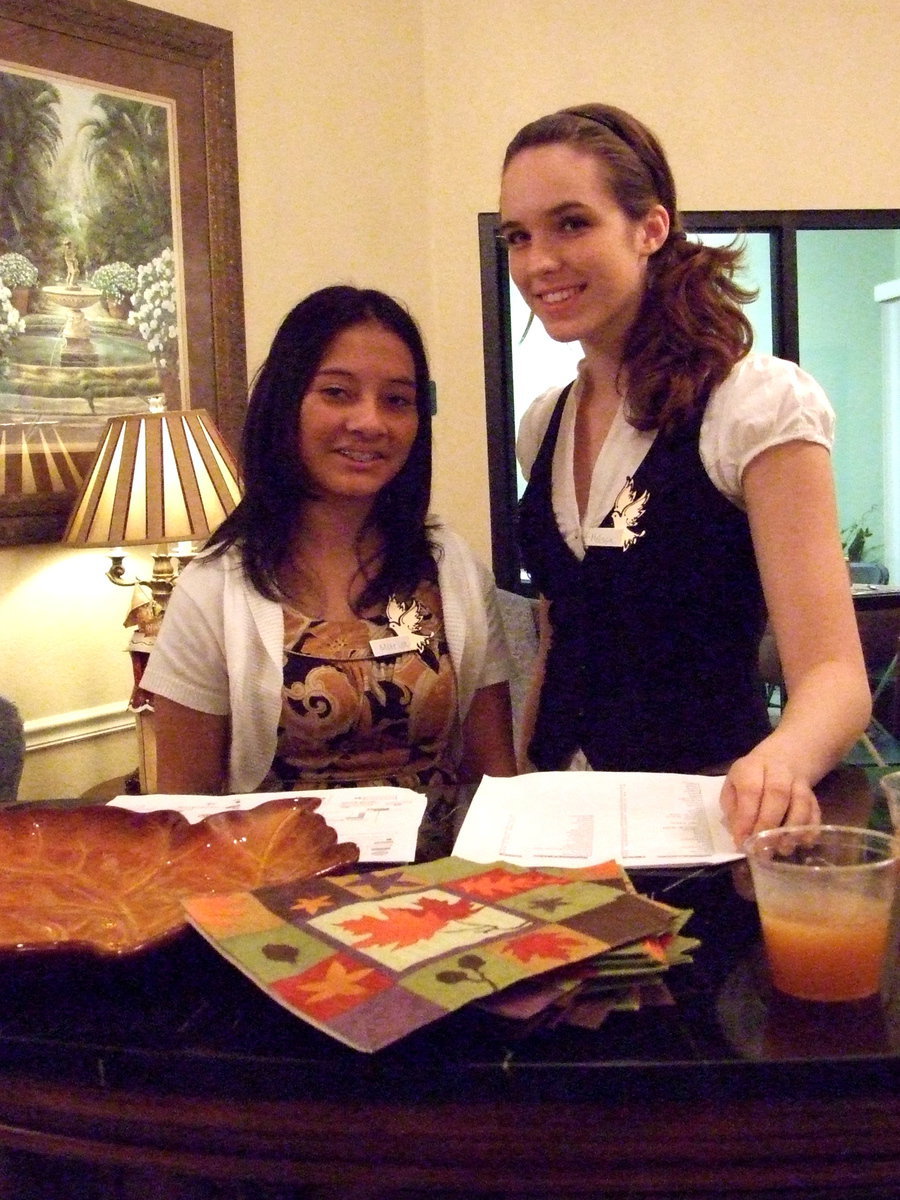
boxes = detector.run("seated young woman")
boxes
[142,285,516,795]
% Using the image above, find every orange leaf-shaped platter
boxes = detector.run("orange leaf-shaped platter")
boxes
[0,797,359,957]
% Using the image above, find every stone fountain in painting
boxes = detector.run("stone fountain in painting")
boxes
[41,244,103,365]
[42,283,103,365]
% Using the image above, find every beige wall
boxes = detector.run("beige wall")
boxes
[4,0,897,798]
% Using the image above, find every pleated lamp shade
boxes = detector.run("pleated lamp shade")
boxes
[63,409,242,548]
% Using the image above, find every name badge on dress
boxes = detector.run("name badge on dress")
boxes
[369,633,420,658]
[584,526,626,549]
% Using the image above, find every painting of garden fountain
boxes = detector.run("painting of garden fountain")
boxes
[0,68,183,511]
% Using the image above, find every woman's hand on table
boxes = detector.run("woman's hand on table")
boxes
[719,750,821,849]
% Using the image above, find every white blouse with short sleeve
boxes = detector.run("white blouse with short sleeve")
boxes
[515,353,835,562]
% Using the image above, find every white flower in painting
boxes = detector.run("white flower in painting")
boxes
[128,249,180,375]
[0,283,26,371]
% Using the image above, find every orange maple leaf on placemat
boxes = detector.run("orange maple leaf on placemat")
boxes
[339,895,480,949]
[291,957,379,1006]
[500,929,586,965]
[457,867,562,899]
[290,893,334,916]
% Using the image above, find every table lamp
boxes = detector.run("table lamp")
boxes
[63,407,242,623]
[63,408,242,794]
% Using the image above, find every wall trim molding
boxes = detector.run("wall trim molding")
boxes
[24,703,135,752]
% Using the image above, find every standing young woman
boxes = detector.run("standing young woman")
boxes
[500,104,870,846]
[143,286,516,794]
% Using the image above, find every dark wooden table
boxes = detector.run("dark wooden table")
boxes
[0,770,897,1200]
[851,584,900,612]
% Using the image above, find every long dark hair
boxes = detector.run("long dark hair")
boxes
[503,103,755,432]
[208,285,435,606]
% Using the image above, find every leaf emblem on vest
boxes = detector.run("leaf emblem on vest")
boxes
[611,476,649,549]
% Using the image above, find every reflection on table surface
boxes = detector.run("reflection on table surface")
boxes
[0,765,896,1105]
[719,945,898,1060]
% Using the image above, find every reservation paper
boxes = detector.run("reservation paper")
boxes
[452,773,740,869]
[111,787,426,863]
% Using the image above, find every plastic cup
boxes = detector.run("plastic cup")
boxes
[880,771,900,831]
[743,825,900,1002]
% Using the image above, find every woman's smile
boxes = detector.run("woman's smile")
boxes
[335,447,385,462]
[532,282,587,316]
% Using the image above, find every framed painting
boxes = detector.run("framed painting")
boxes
[0,0,247,545]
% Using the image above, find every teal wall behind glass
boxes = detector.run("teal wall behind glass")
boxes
[798,230,899,558]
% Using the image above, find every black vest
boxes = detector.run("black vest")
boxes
[519,386,771,772]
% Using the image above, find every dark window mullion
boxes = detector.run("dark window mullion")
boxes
[777,221,799,363]
[478,213,520,590]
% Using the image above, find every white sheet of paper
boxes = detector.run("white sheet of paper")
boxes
[110,786,427,863]
[452,772,740,869]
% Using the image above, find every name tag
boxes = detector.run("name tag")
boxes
[584,526,625,549]
[369,633,419,658]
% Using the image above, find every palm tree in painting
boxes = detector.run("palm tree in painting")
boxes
[79,96,173,267]
[0,72,62,260]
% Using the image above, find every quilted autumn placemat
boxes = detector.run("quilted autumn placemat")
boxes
[182,856,684,1053]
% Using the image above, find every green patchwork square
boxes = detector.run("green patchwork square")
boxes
[221,922,332,983]
[400,942,528,1006]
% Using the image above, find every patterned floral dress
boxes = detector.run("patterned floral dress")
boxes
[261,579,459,791]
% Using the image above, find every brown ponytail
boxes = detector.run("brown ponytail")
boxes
[625,235,755,432]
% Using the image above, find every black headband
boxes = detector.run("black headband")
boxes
[565,106,675,217]
[566,107,635,148]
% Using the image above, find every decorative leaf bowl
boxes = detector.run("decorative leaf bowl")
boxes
[0,797,359,958]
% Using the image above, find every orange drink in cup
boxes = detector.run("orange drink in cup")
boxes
[743,825,899,1003]
[758,895,891,1001]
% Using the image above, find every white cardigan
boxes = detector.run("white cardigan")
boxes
[141,525,511,793]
